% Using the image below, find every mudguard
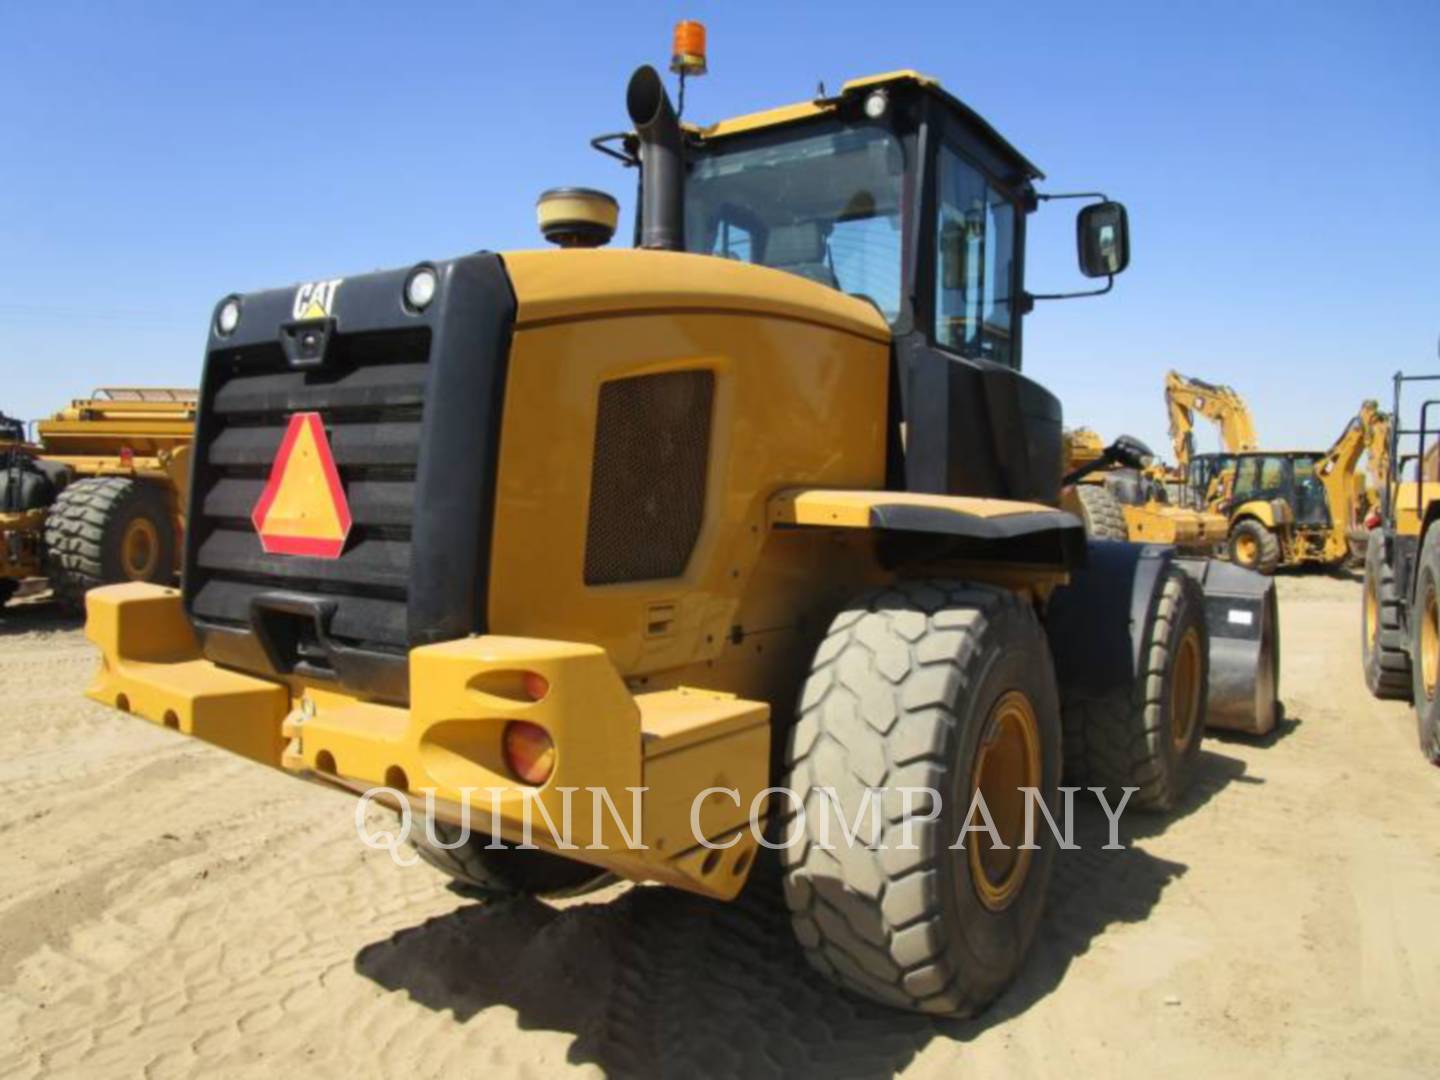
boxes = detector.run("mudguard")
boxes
[1172,556,1281,735]
[1044,541,1174,700]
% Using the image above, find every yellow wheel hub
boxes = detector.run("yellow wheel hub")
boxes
[121,518,160,581]
[968,690,1042,912]
[1423,584,1439,701]
[1235,533,1258,567]
[1171,627,1203,753]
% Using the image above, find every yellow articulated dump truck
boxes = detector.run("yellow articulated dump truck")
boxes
[1061,427,1227,551]
[37,388,196,606]
[83,34,1279,1015]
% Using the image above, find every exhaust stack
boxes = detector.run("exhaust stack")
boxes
[626,65,684,251]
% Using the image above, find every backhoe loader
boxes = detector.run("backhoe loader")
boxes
[82,31,1277,1016]
[1213,404,1382,574]
[1363,370,1440,763]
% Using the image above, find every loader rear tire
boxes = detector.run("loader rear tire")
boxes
[1228,519,1280,575]
[1061,565,1208,812]
[1074,484,1129,541]
[409,821,612,899]
[1408,527,1440,764]
[43,477,176,608]
[1363,530,1412,701]
[782,581,1061,1017]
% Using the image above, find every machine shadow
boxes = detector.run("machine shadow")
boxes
[354,757,1250,1078]
[0,595,81,637]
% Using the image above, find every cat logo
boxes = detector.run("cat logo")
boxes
[292,278,343,320]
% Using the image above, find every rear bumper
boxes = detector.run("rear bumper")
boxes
[86,583,770,899]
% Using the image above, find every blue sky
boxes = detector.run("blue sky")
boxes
[2,1,1436,457]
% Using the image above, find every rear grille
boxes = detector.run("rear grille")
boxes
[186,328,430,653]
[584,369,714,585]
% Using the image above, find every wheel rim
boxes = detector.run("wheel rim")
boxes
[1423,583,1439,700]
[967,690,1041,913]
[1171,627,1203,752]
[1234,533,1257,567]
[121,518,160,580]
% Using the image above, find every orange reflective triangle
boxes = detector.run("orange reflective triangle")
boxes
[251,412,353,558]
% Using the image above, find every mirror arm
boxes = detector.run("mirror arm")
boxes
[1036,190,1110,205]
[1026,275,1114,304]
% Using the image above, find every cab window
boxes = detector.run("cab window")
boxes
[935,144,1017,365]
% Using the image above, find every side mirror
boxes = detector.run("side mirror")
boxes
[1077,201,1130,278]
[1106,434,1153,470]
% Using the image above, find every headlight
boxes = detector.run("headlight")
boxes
[864,90,889,119]
[216,296,241,336]
[404,266,437,312]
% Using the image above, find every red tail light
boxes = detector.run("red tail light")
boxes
[503,721,555,786]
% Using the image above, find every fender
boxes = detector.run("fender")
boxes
[767,488,1086,568]
[1044,540,1174,698]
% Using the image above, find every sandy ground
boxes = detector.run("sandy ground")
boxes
[0,574,1437,1079]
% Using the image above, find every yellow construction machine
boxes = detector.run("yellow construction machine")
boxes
[1061,427,1227,551]
[0,413,53,606]
[1165,369,1260,511]
[81,28,1280,1016]
[1362,370,1440,763]
[34,388,195,607]
[1167,370,1382,573]
[1212,403,1383,574]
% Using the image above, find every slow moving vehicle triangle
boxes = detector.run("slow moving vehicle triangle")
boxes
[250,412,352,558]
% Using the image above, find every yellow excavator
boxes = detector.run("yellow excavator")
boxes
[1165,370,1259,511]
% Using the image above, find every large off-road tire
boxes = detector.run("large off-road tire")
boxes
[1228,518,1281,575]
[1407,527,1440,764]
[43,477,176,608]
[1074,483,1129,541]
[1060,565,1208,811]
[782,581,1061,1017]
[1363,530,1412,701]
[408,821,612,899]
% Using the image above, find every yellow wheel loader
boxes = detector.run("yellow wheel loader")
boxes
[31,388,195,607]
[1061,428,1227,552]
[83,37,1279,1016]
[1364,370,1440,763]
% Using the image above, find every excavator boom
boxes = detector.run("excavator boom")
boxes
[1165,370,1260,470]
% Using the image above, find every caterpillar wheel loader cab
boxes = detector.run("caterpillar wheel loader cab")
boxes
[1061,428,1227,552]
[35,388,196,607]
[1364,370,1440,763]
[83,37,1278,1016]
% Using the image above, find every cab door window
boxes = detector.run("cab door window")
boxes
[934,144,1017,365]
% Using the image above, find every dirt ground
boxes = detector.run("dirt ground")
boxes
[0,574,1436,1079]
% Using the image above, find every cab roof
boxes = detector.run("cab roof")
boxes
[689,70,1045,181]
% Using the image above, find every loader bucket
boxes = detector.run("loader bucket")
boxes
[1173,556,1281,736]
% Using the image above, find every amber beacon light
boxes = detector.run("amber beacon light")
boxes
[670,20,707,76]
